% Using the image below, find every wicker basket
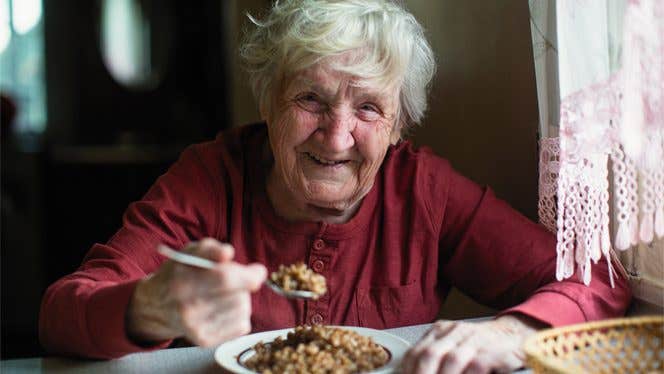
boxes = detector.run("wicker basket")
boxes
[524,315,663,374]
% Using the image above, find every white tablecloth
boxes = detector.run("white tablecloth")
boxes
[1,323,439,374]
[4,300,660,373]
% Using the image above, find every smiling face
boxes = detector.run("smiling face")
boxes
[263,55,402,223]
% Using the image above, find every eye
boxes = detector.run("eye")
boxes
[300,92,317,102]
[357,102,382,121]
[295,92,325,113]
[360,103,379,112]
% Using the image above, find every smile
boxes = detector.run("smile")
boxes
[305,152,349,166]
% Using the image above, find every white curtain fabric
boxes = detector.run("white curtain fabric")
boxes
[529,0,663,306]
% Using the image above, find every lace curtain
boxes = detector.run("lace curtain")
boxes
[530,0,663,306]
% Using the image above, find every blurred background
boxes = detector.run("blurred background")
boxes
[0,0,538,359]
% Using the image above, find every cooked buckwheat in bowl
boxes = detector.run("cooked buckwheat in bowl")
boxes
[244,325,390,374]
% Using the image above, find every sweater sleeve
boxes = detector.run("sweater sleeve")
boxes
[39,143,226,359]
[437,162,631,327]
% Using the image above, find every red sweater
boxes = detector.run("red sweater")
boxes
[39,123,631,359]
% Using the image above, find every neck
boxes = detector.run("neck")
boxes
[266,169,361,224]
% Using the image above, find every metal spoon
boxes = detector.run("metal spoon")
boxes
[157,245,318,299]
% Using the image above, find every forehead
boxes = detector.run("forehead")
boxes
[288,66,358,91]
[286,57,400,101]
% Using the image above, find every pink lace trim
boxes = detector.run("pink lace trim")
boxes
[538,137,559,234]
[538,0,664,286]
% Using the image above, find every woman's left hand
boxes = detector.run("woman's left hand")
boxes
[401,315,546,374]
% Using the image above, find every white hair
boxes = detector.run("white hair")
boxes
[240,0,436,132]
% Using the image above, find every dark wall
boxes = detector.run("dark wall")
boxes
[1,145,45,360]
[410,0,539,221]
[1,0,232,359]
[409,0,539,318]
[41,0,232,286]
[44,0,230,145]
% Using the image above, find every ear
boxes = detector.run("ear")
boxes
[258,98,269,122]
[389,120,403,145]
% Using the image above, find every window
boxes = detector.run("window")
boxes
[100,0,161,90]
[0,0,46,134]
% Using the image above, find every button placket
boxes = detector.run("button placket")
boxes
[307,236,334,325]
[313,238,325,250]
[310,313,324,325]
[311,259,325,272]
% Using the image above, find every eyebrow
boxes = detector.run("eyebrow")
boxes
[290,76,394,103]
[290,77,333,97]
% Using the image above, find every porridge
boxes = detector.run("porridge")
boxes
[244,325,389,374]
[270,262,327,298]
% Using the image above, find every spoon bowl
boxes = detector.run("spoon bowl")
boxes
[264,279,318,299]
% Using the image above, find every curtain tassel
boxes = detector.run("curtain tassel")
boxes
[655,207,664,238]
[629,215,640,246]
[590,233,601,261]
[639,212,654,243]
[615,221,631,250]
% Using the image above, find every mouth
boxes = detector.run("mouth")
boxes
[305,152,350,166]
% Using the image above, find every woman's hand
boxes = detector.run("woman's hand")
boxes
[401,315,546,374]
[125,238,267,347]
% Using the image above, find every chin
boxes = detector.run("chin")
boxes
[302,190,354,211]
[302,182,351,204]
[306,194,351,209]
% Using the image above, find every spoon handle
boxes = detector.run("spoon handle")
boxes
[157,245,217,270]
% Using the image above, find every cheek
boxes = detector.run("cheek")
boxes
[271,109,319,154]
[290,111,320,141]
[355,123,393,163]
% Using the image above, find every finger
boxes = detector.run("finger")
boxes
[402,320,457,373]
[193,238,235,263]
[469,346,522,374]
[181,292,252,346]
[205,291,252,324]
[402,321,453,373]
[412,321,456,353]
[412,325,471,374]
[186,311,252,347]
[436,344,477,374]
[428,320,456,336]
[460,327,523,374]
[189,288,253,314]
[203,292,252,336]
[463,353,493,374]
[196,316,252,347]
[212,262,267,293]
[171,261,268,298]
[401,328,439,373]
[178,292,249,341]
[414,322,480,374]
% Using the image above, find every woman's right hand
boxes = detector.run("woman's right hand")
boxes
[125,238,267,347]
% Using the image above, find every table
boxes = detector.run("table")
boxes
[3,300,660,373]
[3,324,436,374]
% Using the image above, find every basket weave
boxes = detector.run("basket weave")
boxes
[523,315,663,374]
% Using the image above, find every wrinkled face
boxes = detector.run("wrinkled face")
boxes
[263,55,401,219]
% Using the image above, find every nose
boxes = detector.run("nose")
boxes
[318,109,356,151]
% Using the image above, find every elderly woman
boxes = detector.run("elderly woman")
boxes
[40,0,630,372]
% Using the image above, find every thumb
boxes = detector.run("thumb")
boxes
[246,263,268,291]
